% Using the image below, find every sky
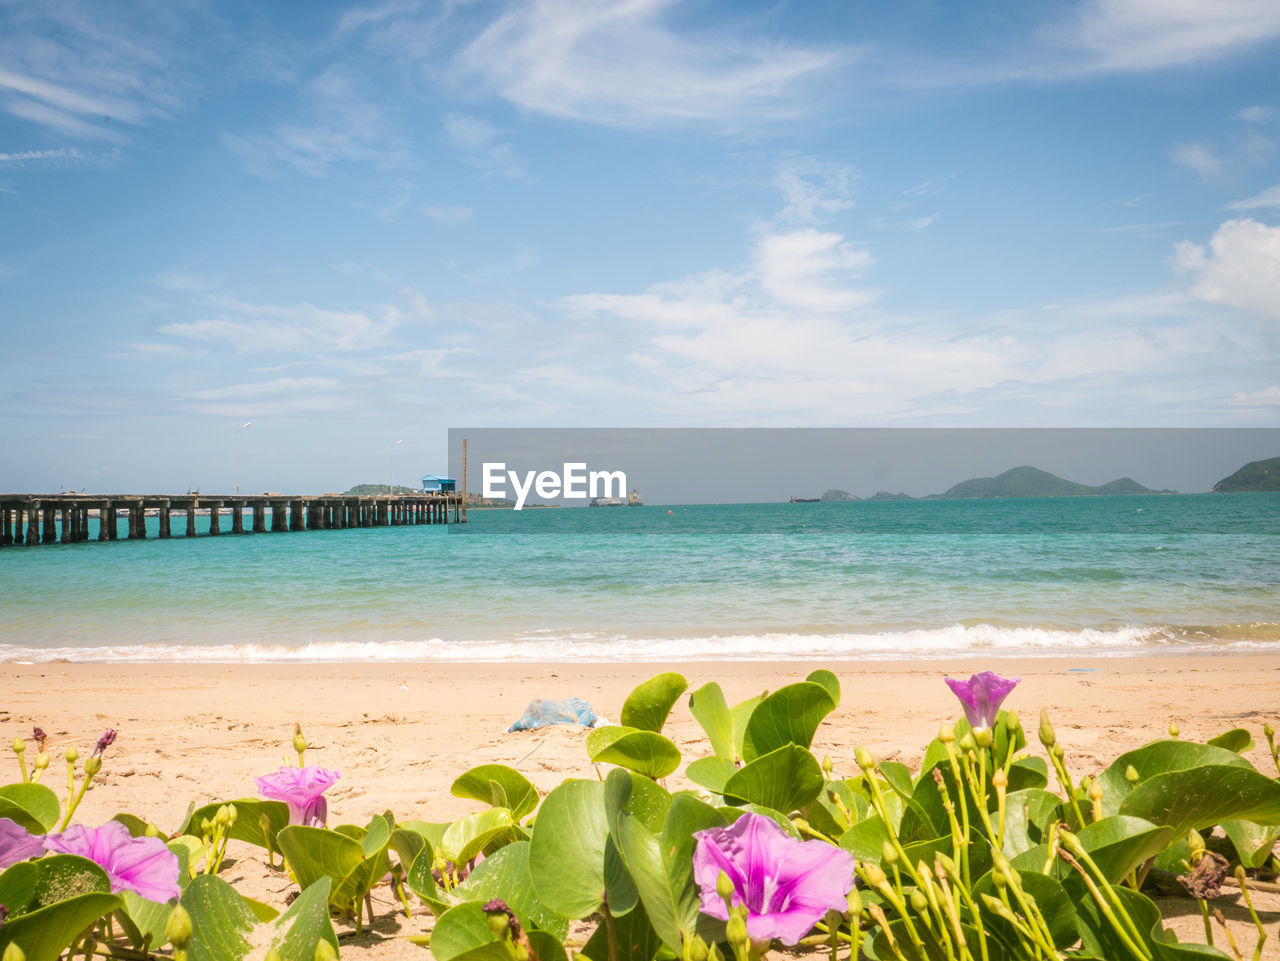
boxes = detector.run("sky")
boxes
[2,0,1280,495]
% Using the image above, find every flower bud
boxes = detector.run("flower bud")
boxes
[933,853,958,880]
[973,727,993,749]
[716,870,736,906]
[11,737,25,756]
[83,755,102,778]
[725,912,749,947]
[909,889,929,913]
[991,867,1007,889]
[1088,780,1103,802]
[34,752,49,772]
[1038,709,1056,749]
[847,888,863,917]
[688,936,710,961]
[514,947,530,961]
[314,941,338,961]
[215,806,230,827]
[1124,764,1139,785]
[65,745,78,764]
[165,904,193,949]
[992,768,1008,790]
[958,732,975,753]
[1168,723,1179,738]
[2,945,25,961]
[939,723,955,743]
[1188,829,1205,856]
[293,722,308,758]
[486,911,510,938]
[881,841,898,865]
[1265,722,1275,739]
[855,746,875,771]
[821,754,833,777]
[1051,744,1064,761]
[861,862,888,890]
[1006,711,1022,736]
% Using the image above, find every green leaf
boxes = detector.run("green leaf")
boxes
[975,869,1077,951]
[621,672,688,733]
[805,669,841,706]
[406,845,447,914]
[1094,740,1251,817]
[686,757,736,795]
[587,726,682,779]
[1207,728,1255,754]
[111,812,151,837]
[0,783,60,833]
[455,841,569,939]
[263,877,339,960]
[179,874,256,961]
[441,808,524,865]
[182,798,291,850]
[1074,884,1232,961]
[1222,819,1280,868]
[581,896,662,961]
[1078,816,1175,883]
[116,891,173,952]
[0,861,38,916]
[277,817,391,911]
[730,693,765,762]
[32,853,111,907]
[0,892,123,961]
[741,682,836,761]
[999,789,1063,858]
[723,744,823,814]
[688,682,735,761]
[611,790,727,952]
[431,901,567,961]
[1119,764,1280,840]
[452,764,540,821]
[528,780,609,919]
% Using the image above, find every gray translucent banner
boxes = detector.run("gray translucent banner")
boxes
[446,427,1280,513]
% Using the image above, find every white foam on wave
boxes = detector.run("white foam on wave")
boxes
[1,622,1266,664]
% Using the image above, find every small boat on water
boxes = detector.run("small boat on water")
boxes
[789,496,820,503]
[590,490,644,507]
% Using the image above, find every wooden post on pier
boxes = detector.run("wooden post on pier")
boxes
[186,504,196,536]
[232,501,245,534]
[159,501,172,538]
[253,502,266,533]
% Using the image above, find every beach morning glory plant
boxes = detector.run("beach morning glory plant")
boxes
[44,821,181,902]
[945,670,1020,730]
[693,811,855,946]
[256,766,341,826]
[0,816,45,869]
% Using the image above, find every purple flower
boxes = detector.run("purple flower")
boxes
[693,812,855,946]
[945,671,1020,731]
[92,729,117,757]
[255,766,341,826]
[44,822,180,902]
[0,817,45,870]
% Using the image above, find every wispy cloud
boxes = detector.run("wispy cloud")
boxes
[1225,184,1280,210]
[1230,385,1280,407]
[442,113,526,179]
[1235,105,1278,124]
[1171,142,1222,181]
[159,296,401,354]
[423,203,474,223]
[456,0,844,129]
[0,147,122,168]
[185,376,342,401]
[0,2,202,139]
[776,159,857,225]
[1097,220,1182,235]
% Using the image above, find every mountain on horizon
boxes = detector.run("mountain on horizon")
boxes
[1212,455,1280,492]
[933,465,1160,499]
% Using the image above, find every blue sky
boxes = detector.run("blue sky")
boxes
[2,0,1279,494]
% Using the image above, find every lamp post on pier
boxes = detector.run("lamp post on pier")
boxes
[389,439,403,495]
[235,421,252,495]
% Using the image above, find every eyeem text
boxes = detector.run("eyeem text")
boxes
[482,462,627,510]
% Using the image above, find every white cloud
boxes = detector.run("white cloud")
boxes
[1046,0,1280,74]
[1171,142,1222,181]
[0,147,121,168]
[159,296,400,353]
[1231,385,1280,406]
[441,113,526,179]
[185,377,342,401]
[1175,218,1280,321]
[1235,105,1278,124]
[753,229,874,312]
[776,160,856,225]
[457,0,843,129]
[1225,184,1280,210]
[423,203,473,223]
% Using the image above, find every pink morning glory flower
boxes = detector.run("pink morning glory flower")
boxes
[693,812,855,946]
[0,817,45,870]
[44,821,180,903]
[255,766,341,826]
[945,670,1020,730]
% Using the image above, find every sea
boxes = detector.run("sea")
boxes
[0,494,1277,663]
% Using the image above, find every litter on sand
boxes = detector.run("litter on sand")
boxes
[508,696,605,732]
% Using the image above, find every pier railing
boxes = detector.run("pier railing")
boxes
[0,493,465,546]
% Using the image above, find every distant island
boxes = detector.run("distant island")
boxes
[931,466,1165,499]
[343,483,422,496]
[1212,455,1280,492]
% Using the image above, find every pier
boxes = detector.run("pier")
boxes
[0,492,465,547]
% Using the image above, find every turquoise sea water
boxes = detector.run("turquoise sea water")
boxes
[0,494,1277,662]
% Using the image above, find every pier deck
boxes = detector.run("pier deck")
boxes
[0,492,465,546]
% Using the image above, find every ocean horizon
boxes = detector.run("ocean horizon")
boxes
[1,492,1276,663]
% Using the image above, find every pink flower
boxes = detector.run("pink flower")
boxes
[944,671,1020,731]
[44,822,179,902]
[693,812,855,946]
[255,766,341,826]
[0,817,45,870]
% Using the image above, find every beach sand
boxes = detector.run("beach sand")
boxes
[4,654,1279,958]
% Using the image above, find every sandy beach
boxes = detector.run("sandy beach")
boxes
[3,653,1279,957]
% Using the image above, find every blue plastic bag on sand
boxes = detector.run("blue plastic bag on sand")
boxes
[508,696,601,732]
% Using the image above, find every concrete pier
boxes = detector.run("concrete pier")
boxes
[0,492,465,548]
